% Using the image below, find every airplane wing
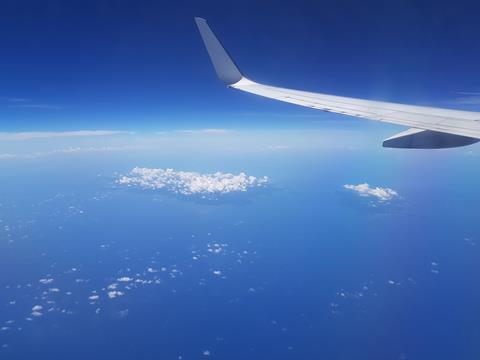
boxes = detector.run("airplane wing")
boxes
[194,17,480,149]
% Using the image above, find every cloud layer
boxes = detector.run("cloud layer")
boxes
[117,167,268,196]
[344,183,398,201]
[0,130,130,141]
[450,92,480,105]
[174,128,231,135]
[0,146,140,160]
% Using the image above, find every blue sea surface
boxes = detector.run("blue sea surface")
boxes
[0,138,479,360]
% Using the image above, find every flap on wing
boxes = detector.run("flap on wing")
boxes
[383,128,479,149]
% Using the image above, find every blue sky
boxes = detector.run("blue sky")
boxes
[2,4,480,358]
[1,0,480,131]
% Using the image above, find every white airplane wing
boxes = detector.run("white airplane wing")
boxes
[195,17,480,149]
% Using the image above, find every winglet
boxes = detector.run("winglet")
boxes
[194,17,244,85]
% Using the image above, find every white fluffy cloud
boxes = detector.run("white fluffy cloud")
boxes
[39,278,54,285]
[117,167,268,196]
[344,183,398,201]
[107,291,124,299]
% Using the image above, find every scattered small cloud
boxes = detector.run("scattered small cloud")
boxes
[344,183,398,201]
[387,280,400,286]
[31,305,43,317]
[0,217,261,338]
[118,309,129,318]
[39,278,54,285]
[117,167,269,196]
[107,291,124,299]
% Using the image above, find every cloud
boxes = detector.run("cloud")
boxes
[265,145,294,151]
[36,146,136,156]
[0,97,60,109]
[449,92,480,105]
[39,278,54,285]
[0,146,140,160]
[107,291,124,299]
[175,128,231,135]
[117,167,269,196]
[8,104,63,110]
[0,97,30,102]
[31,305,44,317]
[344,183,398,201]
[0,130,131,141]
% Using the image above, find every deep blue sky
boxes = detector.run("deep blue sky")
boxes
[1,0,480,131]
[1,3,480,358]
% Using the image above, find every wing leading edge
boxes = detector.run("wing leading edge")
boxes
[194,17,480,148]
